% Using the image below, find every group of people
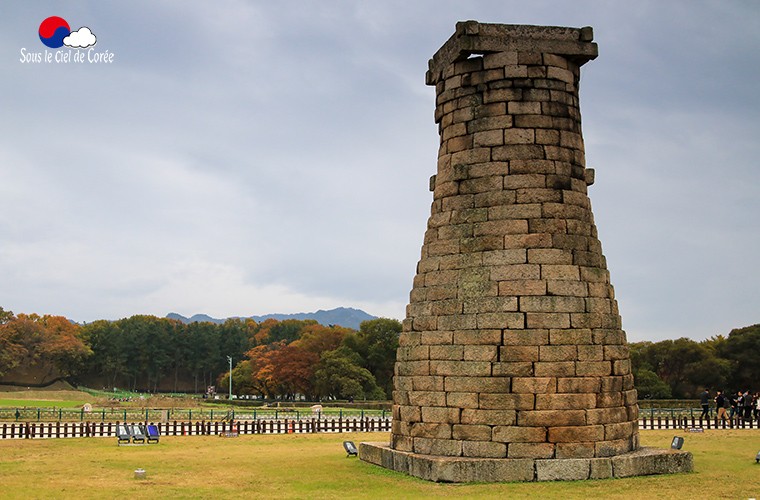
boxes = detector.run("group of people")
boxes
[700,389,760,421]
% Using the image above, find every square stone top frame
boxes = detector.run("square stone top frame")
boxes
[426,21,598,85]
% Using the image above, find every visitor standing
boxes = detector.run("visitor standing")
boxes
[742,390,753,422]
[715,390,728,421]
[729,391,741,421]
[699,389,710,420]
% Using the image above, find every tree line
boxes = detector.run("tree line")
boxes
[3,306,758,401]
[630,324,760,399]
[0,307,400,400]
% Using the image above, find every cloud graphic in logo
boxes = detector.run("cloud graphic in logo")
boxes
[63,27,97,48]
[39,16,70,49]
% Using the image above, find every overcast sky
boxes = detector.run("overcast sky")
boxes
[1,1,758,342]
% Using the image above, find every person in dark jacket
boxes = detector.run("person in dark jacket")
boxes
[729,391,741,421]
[715,390,728,421]
[699,389,710,419]
[742,390,753,421]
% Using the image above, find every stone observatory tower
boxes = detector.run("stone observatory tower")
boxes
[361,21,692,482]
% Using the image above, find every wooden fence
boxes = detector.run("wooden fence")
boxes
[3,415,758,440]
[638,416,760,430]
[0,417,391,440]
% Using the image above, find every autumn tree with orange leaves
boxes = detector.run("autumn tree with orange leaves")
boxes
[0,309,91,380]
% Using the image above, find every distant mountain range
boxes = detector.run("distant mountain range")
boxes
[166,307,378,331]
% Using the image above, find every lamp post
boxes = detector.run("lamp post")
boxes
[226,356,233,401]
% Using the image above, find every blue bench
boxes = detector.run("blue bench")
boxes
[146,424,160,444]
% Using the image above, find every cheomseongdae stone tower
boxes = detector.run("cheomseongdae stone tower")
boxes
[360,22,692,482]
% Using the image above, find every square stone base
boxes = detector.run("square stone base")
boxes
[359,442,692,483]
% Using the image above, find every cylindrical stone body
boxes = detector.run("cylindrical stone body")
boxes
[391,22,639,460]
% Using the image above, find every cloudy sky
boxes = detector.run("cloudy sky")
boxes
[1,1,758,342]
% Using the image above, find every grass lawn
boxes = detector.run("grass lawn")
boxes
[0,390,95,409]
[0,430,758,499]
[0,399,88,409]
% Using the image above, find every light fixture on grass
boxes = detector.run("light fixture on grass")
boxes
[343,441,358,457]
[670,436,684,450]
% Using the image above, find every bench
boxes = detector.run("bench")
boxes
[117,424,132,445]
[146,424,160,444]
[131,424,146,444]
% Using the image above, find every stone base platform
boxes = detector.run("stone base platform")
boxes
[359,442,692,483]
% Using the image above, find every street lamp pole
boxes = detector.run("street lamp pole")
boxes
[226,356,233,401]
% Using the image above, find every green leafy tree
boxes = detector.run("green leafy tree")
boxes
[81,320,129,388]
[218,359,257,396]
[340,318,400,398]
[633,369,672,399]
[630,337,734,397]
[720,324,760,389]
[314,347,385,400]
[186,321,222,392]
[217,318,253,365]
[356,318,400,398]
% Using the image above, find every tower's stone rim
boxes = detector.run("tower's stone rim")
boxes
[360,442,693,483]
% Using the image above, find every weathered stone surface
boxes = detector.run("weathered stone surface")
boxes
[508,442,555,459]
[370,21,689,484]
[462,440,507,458]
[414,437,462,456]
[535,458,590,481]
[611,447,694,478]
[589,457,613,479]
[479,393,535,410]
[493,425,546,443]
[556,441,596,459]
[360,443,693,483]
[452,424,491,441]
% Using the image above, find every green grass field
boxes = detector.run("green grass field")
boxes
[0,399,87,409]
[0,389,387,423]
[0,390,95,407]
[0,430,759,499]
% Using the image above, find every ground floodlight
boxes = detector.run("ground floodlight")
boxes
[343,441,358,457]
[671,436,684,450]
